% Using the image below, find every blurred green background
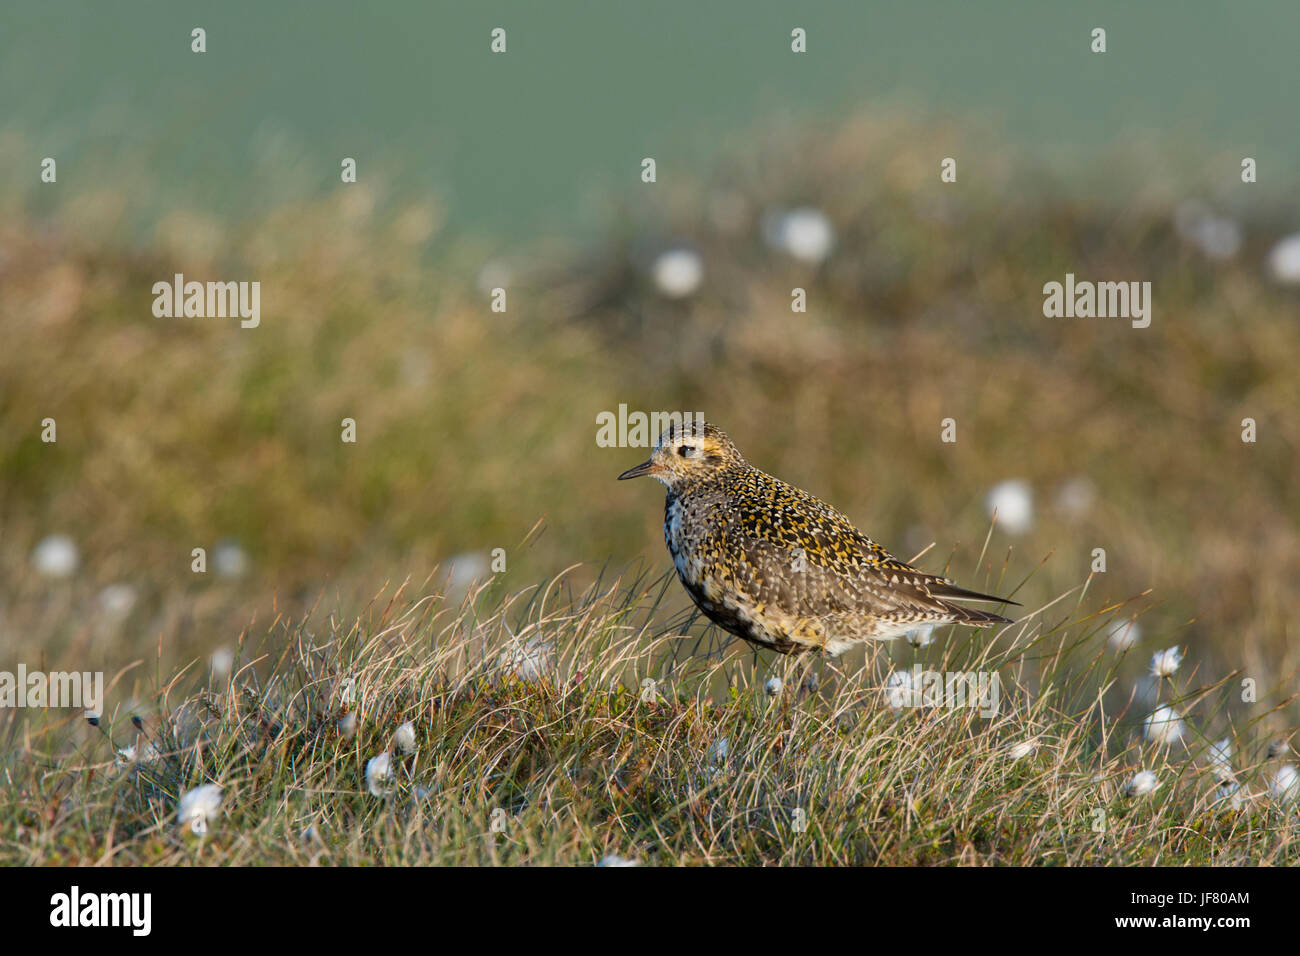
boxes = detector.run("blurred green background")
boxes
[4,0,1300,240]
[1,1,1297,729]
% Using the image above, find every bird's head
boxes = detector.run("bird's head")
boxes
[617,420,745,489]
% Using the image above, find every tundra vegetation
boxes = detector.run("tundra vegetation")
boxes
[1,114,1296,863]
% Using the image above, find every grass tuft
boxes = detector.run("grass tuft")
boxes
[3,569,1295,865]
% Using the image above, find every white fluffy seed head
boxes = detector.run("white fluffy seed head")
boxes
[1107,618,1142,652]
[365,752,394,797]
[1174,201,1241,260]
[497,636,553,682]
[651,248,704,299]
[763,207,835,264]
[394,721,417,755]
[1268,232,1300,284]
[1005,739,1038,761]
[212,538,249,578]
[31,534,79,579]
[178,784,223,834]
[905,625,935,649]
[209,647,234,680]
[1144,705,1185,748]
[1270,765,1299,805]
[446,550,491,595]
[985,480,1034,535]
[1124,770,1159,797]
[1149,646,1184,678]
[97,583,138,620]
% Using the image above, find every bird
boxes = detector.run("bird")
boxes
[618,420,1017,656]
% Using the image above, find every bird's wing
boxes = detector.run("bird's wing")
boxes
[728,479,1013,623]
[724,483,922,616]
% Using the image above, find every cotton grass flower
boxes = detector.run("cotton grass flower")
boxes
[597,854,640,867]
[651,248,704,299]
[96,583,137,620]
[511,638,553,681]
[985,480,1033,535]
[1173,200,1241,260]
[764,676,784,697]
[1106,617,1142,652]
[212,538,249,578]
[445,550,490,595]
[1004,739,1038,761]
[1268,739,1291,760]
[365,752,394,797]
[1269,765,1299,805]
[1194,216,1242,259]
[177,784,223,835]
[337,712,358,740]
[497,635,553,682]
[1149,646,1184,678]
[31,534,79,578]
[394,721,417,755]
[209,647,234,681]
[905,624,935,649]
[1267,232,1300,284]
[1124,770,1159,797]
[115,742,161,768]
[762,207,835,264]
[1144,705,1186,748]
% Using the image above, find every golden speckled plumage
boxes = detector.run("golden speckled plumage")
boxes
[619,420,1017,656]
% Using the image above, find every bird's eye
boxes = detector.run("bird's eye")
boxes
[676,445,695,458]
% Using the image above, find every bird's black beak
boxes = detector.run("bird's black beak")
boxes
[618,459,659,480]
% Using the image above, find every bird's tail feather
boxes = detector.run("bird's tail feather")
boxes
[943,602,1014,627]
[930,580,1021,607]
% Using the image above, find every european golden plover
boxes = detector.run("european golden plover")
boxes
[619,421,1016,656]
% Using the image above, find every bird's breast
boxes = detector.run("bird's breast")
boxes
[664,492,725,597]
